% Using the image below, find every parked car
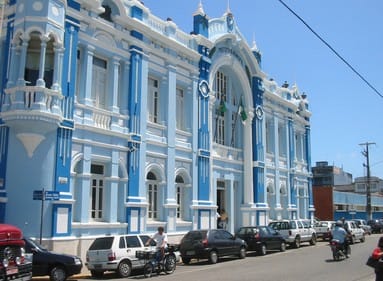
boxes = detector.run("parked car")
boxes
[314,221,334,241]
[353,219,372,235]
[86,234,156,278]
[23,237,82,281]
[0,224,32,281]
[342,220,365,244]
[235,226,286,255]
[367,219,383,234]
[179,229,247,264]
[268,219,317,248]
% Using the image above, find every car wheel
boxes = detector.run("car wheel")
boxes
[280,242,286,252]
[310,234,317,245]
[208,250,218,264]
[238,246,246,259]
[90,270,104,278]
[360,235,365,243]
[50,266,67,281]
[293,236,301,248]
[259,244,267,256]
[117,260,132,278]
[182,257,191,264]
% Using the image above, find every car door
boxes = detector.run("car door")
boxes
[264,226,279,250]
[259,226,272,249]
[216,230,236,256]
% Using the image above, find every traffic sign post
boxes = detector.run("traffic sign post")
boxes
[33,189,60,243]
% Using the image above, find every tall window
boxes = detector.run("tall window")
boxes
[90,164,104,221]
[214,71,228,145]
[147,172,158,220]
[217,116,225,145]
[148,78,159,123]
[266,120,273,153]
[176,175,184,219]
[278,123,286,157]
[92,56,107,109]
[215,71,227,101]
[25,32,41,86]
[176,88,184,130]
[295,134,302,160]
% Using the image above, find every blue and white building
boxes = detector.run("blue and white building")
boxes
[0,0,312,256]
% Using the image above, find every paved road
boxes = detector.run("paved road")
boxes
[66,234,380,281]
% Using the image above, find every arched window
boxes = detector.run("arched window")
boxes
[100,5,112,22]
[175,175,185,219]
[25,32,41,86]
[44,36,54,88]
[147,171,158,220]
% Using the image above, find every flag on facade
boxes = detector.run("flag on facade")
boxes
[238,98,247,124]
[218,99,227,116]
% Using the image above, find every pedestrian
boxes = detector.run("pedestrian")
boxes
[369,236,383,281]
[216,208,221,228]
[220,209,228,230]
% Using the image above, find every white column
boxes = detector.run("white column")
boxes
[84,45,95,106]
[17,35,29,86]
[52,43,63,91]
[36,35,49,87]
[109,56,120,112]
[243,112,254,205]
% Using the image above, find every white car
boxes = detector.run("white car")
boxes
[333,220,365,244]
[269,219,317,248]
[86,234,156,278]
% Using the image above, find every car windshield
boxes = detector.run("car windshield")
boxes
[25,238,48,252]
[89,237,114,250]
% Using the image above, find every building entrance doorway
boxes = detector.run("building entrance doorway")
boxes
[217,181,228,229]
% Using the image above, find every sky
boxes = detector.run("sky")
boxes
[143,0,383,179]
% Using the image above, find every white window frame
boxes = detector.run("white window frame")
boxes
[148,77,159,123]
[147,182,158,220]
[92,56,108,109]
[176,88,185,130]
[90,164,104,221]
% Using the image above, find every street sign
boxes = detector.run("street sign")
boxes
[33,190,60,201]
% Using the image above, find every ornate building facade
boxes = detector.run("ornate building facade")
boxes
[0,0,312,256]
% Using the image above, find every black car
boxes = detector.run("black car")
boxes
[367,219,383,234]
[23,238,83,281]
[179,229,247,264]
[235,226,286,255]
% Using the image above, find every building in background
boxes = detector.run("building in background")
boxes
[312,161,383,220]
[0,0,312,260]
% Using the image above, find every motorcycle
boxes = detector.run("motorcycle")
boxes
[139,245,177,278]
[330,239,351,261]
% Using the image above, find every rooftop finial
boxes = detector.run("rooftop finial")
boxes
[227,0,231,14]
[193,0,205,16]
[251,32,259,52]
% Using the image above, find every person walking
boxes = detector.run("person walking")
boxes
[220,209,228,230]
[370,237,383,281]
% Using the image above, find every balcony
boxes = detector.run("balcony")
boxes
[212,143,243,162]
[1,85,64,130]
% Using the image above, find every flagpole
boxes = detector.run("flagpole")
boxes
[230,102,239,147]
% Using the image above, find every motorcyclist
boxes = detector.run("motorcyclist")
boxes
[331,220,349,257]
[146,226,168,263]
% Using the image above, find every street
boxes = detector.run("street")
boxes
[73,234,380,281]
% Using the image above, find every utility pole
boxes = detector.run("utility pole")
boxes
[359,142,375,220]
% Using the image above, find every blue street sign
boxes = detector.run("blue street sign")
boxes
[33,190,60,201]
[33,190,43,200]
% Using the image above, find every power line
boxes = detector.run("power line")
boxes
[277,0,383,99]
